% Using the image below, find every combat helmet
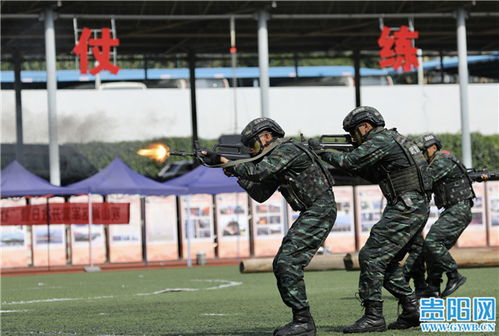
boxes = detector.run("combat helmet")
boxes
[419,133,442,150]
[342,106,385,133]
[240,117,285,146]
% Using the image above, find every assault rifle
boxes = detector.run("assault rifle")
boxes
[167,142,251,161]
[136,136,250,167]
[168,141,251,166]
[152,133,355,167]
[467,169,499,182]
[163,135,251,167]
[300,133,355,152]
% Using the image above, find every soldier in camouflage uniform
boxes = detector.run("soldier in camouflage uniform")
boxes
[220,118,337,336]
[403,134,474,298]
[310,106,432,333]
[402,227,427,296]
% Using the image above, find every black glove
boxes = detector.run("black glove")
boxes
[308,139,322,152]
[224,167,236,177]
[200,150,221,165]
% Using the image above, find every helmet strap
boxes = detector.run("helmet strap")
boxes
[425,148,437,162]
[351,128,364,146]
[255,138,265,155]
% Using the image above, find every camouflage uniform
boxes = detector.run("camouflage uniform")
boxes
[402,231,426,289]
[319,127,430,302]
[404,150,474,286]
[226,139,337,310]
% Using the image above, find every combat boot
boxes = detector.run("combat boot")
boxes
[416,279,441,298]
[343,300,386,333]
[273,307,316,336]
[441,271,466,297]
[388,293,420,329]
[416,285,440,299]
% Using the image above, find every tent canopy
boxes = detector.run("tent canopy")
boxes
[1,160,86,197]
[67,158,186,196]
[164,165,243,195]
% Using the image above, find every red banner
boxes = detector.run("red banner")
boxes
[0,203,130,226]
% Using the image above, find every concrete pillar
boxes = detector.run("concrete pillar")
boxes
[13,50,24,164]
[353,50,361,107]
[257,10,270,118]
[230,16,239,132]
[188,50,199,154]
[417,49,424,84]
[456,8,472,168]
[44,8,61,185]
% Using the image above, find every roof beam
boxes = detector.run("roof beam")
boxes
[2,12,499,20]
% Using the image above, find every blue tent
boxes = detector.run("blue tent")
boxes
[1,160,86,197]
[164,165,243,195]
[67,158,185,196]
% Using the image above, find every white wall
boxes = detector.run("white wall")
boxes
[1,84,498,143]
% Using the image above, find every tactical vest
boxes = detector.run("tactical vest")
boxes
[378,130,433,204]
[278,140,335,211]
[432,152,475,209]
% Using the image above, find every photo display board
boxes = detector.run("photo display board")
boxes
[0,197,29,268]
[31,197,66,266]
[355,185,386,248]
[215,192,250,258]
[251,192,286,257]
[145,196,178,261]
[486,181,499,246]
[286,187,355,253]
[179,194,215,259]
[324,186,356,253]
[107,194,142,263]
[457,183,487,247]
[69,194,106,265]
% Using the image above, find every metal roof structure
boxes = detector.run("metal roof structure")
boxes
[2,0,498,184]
[2,0,499,58]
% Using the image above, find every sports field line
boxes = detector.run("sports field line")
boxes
[2,279,243,305]
[2,296,115,305]
[5,332,140,336]
[201,313,244,316]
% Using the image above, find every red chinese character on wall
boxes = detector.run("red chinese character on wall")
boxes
[72,27,120,75]
[378,25,419,72]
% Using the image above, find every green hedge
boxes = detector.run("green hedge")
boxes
[68,133,499,180]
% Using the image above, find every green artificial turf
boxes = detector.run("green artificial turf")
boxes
[1,266,498,335]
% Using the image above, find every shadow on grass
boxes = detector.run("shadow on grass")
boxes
[322,325,347,333]
[160,327,273,336]
[339,296,360,301]
[339,296,399,301]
